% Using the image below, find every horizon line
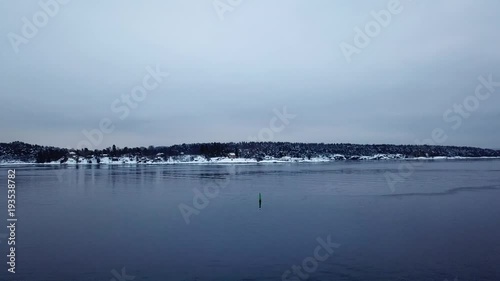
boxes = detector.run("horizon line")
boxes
[1,140,498,151]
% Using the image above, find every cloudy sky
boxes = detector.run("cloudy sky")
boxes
[1,0,499,149]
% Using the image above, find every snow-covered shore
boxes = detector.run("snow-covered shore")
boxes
[1,154,500,165]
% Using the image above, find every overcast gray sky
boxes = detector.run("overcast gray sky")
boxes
[1,0,499,149]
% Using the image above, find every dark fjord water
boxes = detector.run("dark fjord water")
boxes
[1,160,500,281]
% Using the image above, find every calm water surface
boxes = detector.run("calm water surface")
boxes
[1,160,500,281]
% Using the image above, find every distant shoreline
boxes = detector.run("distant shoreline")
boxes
[2,155,500,166]
[2,141,500,165]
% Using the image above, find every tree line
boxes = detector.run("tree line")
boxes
[1,141,499,163]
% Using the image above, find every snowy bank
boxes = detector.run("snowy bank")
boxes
[2,154,500,166]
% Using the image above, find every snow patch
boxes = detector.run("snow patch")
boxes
[2,154,500,166]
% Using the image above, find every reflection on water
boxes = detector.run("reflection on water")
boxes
[1,160,500,281]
